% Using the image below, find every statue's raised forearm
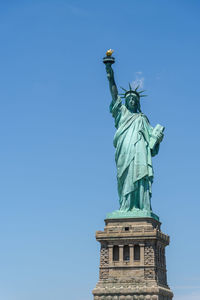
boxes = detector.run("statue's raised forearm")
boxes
[105,63,118,101]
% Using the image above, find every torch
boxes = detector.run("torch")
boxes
[103,49,115,65]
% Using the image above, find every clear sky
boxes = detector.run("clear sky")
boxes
[0,1,199,300]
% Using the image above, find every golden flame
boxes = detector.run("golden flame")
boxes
[106,49,114,57]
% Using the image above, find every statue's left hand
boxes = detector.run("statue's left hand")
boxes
[157,132,164,143]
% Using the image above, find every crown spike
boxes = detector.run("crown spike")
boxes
[135,85,140,91]
[119,84,147,99]
[138,90,146,94]
[120,86,127,92]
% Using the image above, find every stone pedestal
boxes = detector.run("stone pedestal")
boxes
[92,217,173,300]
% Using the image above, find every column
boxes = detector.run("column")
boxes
[119,245,123,262]
[140,243,145,265]
[108,245,113,264]
[129,244,134,264]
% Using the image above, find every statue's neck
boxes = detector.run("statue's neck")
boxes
[125,104,138,113]
[128,108,138,113]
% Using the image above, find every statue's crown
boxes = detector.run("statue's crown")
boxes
[119,83,147,99]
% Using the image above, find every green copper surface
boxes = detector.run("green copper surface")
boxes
[106,208,159,221]
[104,56,164,220]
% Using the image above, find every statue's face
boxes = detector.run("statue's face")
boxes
[125,93,139,112]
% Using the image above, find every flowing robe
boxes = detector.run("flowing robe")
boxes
[110,96,160,212]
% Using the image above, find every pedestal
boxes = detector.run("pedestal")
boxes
[92,217,173,300]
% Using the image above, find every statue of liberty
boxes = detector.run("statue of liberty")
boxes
[103,50,164,220]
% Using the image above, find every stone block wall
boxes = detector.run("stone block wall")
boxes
[93,218,173,300]
[99,243,109,280]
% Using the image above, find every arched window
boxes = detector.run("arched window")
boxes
[134,245,140,261]
[123,245,130,261]
[113,245,119,261]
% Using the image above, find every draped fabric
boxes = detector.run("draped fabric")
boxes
[110,97,159,212]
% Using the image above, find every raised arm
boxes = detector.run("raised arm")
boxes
[105,63,118,102]
[103,51,122,125]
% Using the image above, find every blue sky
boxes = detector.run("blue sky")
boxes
[0,1,199,299]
